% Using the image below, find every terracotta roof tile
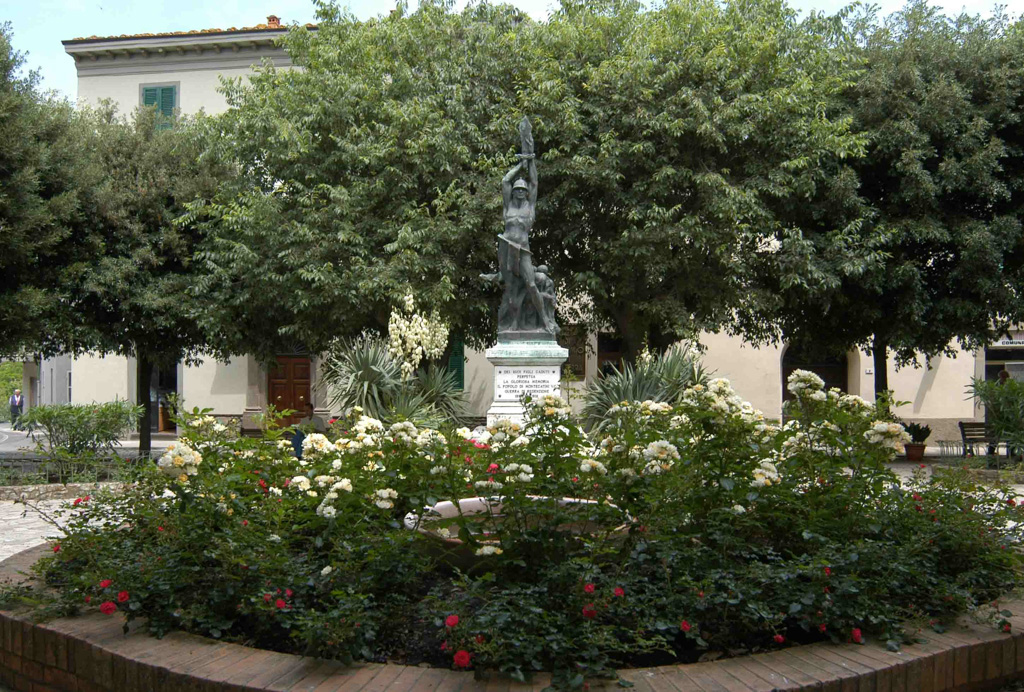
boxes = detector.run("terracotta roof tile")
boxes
[68,23,315,43]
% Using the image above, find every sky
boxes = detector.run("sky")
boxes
[5,0,1023,101]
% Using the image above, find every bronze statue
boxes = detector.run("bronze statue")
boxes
[483,117,559,339]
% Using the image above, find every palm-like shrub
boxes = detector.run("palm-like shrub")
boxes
[318,335,466,426]
[969,378,1024,455]
[582,346,709,429]
[414,363,467,422]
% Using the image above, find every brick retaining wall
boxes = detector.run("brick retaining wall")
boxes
[2,544,1024,692]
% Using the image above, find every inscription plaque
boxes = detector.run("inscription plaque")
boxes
[494,366,561,402]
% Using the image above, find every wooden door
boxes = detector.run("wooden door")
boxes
[268,356,311,426]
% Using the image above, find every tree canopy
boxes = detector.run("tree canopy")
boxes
[740,2,1024,393]
[0,23,105,358]
[190,0,864,361]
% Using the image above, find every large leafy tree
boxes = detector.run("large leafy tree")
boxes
[191,1,525,359]
[742,3,1024,395]
[3,97,227,452]
[521,0,866,358]
[191,0,863,362]
[0,24,105,356]
[62,107,228,452]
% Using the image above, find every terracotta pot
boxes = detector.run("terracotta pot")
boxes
[905,443,926,462]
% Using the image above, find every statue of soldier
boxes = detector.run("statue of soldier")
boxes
[483,117,558,336]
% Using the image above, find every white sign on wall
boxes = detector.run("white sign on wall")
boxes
[494,366,561,402]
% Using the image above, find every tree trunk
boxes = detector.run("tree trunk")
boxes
[872,335,888,411]
[648,322,678,354]
[136,355,153,456]
[614,308,646,365]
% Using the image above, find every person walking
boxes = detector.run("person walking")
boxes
[8,389,24,430]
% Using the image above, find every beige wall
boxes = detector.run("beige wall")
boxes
[70,354,130,404]
[77,67,256,116]
[181,358,248,415]
[20,361,39,410]
[692,335,978,434]
[464,347,493,417]
[698,332,786,419]
[872,348,979,421]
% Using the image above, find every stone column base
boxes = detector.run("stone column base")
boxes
[485,340,568,426]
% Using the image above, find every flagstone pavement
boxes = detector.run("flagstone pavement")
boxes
[0,499,64,563]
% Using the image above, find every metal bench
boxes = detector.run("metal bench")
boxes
[958,421,1008,458]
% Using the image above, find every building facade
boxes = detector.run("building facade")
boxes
[23,16,1004,444]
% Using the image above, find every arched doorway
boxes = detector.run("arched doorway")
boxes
[781,343,848,404]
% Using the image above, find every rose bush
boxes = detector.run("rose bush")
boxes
[33,372,1024,688]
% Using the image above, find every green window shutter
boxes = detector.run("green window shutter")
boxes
[159,86,176,118]
[447,337,465,390]
[142,86,176,130]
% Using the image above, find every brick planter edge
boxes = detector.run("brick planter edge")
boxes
[2,544,1024,692]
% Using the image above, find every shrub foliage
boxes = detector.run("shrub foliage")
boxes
[38,373,1023,687]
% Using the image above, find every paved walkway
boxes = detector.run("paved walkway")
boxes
[0,499,64,562]
[0,422,173,457]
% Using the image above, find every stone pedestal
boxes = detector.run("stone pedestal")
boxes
[485,340,568,426]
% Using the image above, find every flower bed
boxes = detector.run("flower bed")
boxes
[25,374,1024,689]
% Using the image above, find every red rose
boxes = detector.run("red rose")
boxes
[99,601,117,615]
[583,583,595,594]
[52,544,61,553]
[851,628,863,643]
[680,620,691,632]
[823,567,831,577]
[445,614,460,628]
[242,520,249,527]
[487,463,500,473]
[440,641,449,651]
[73,498,82,506]
[613,587,625,597]
[99,579,112,588]
[264,593,272,602]
[84,596,91,604]
[773,634,785,644]
[475,634,486,644]
[453,650,472,668]
[117,591,130,603]
[582,603,597,619]
[285,589,294,598]
[157,526,165,532]
[1004,624,1012,633]
[275,599,287,609]
[818,623,827,633]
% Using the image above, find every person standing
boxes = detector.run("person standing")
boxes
[9,389,24,430]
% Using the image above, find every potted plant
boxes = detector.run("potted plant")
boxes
[903,421,931,462]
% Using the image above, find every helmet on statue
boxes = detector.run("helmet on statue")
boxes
[512,178,529,191]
